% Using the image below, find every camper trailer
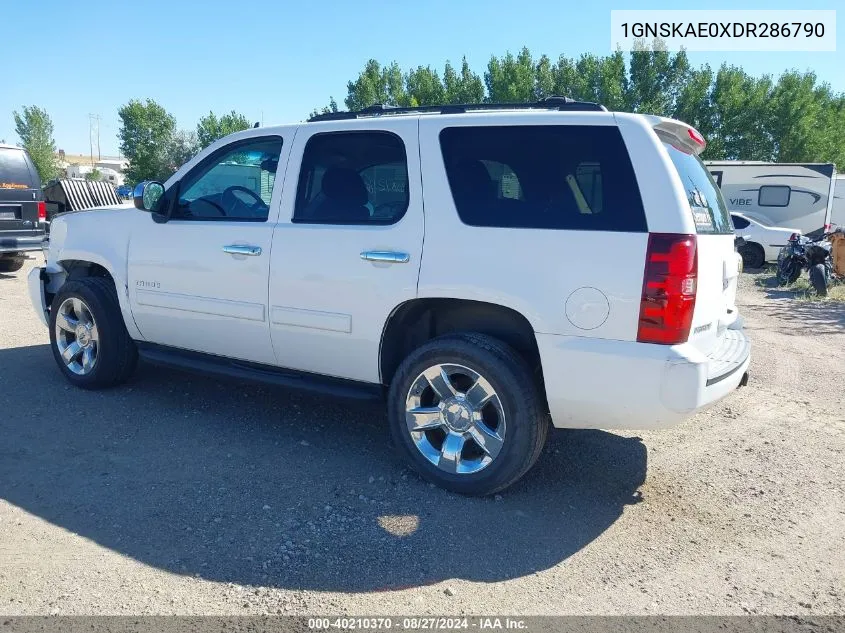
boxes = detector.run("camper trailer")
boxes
[832,175,845,231]
[706,161,836,238]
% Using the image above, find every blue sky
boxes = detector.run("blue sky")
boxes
[1,0,841,156]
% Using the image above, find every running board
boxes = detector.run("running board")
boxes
[136,343,384,401]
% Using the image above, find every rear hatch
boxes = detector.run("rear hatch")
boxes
[657,126,740,358]
[0,146,43,241]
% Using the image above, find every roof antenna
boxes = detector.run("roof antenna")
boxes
[253,122,260,128]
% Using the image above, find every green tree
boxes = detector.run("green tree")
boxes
[85,168,103,182]
[12,105,58,183]
[343,60,407,110]
[443,58,484,104]
[166,130,200,173]
[313,47,845,170]
[485,47,536,102]
[405,66,446,106]
[118,99,176,185]
[196,110,251,149]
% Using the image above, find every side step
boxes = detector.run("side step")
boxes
[137,343,384,401]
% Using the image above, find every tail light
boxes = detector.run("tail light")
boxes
[37,201,47,221]
[637,233,698,345]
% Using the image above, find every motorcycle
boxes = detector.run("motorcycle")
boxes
[776,233,834,296]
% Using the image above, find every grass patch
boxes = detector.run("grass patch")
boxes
[752,267,845,302]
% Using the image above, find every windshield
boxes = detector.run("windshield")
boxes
[663,142,733,235]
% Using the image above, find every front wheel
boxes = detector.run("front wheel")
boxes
[387,332,549,496]
[49,277,138,389]
[777,259,801,285]
[809,263,828,296]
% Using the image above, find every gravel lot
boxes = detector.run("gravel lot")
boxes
[1,257,843,616]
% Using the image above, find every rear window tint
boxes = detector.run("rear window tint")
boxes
[439,126,646,232]
[0,148,37,189]
[663,142,732,234]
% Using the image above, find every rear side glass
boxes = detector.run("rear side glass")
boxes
[758,185,791,207]
[0,148,37,189]
[439,125,646,232]
[663,142,732,234]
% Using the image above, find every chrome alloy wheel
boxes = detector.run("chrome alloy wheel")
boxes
[405,363,506,475]
[55,297,99,375]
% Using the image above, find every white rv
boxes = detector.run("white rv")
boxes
[706,161,837,238]
[832,175,845,231]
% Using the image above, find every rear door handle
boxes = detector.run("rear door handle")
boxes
[223,244,262,256]
[360,250,410,264]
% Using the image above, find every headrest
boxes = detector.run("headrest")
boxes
[322,168,368,206]
[451,160,497,202]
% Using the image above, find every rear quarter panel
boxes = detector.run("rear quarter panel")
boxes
[418,112,658,340]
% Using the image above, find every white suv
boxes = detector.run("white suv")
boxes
[28,98,750,495]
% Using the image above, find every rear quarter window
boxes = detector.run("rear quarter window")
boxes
[439,125,646,232]
[0,147,38,190]
[663,142,732,235]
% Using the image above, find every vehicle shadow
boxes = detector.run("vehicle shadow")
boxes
[0,344,647,592]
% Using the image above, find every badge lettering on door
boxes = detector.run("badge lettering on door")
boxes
[729,198,752,206]
[136,280,161,289]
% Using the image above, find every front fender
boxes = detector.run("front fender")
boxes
[46,207,142,340]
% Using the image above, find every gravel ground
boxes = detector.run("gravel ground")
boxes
[0,257,843,616]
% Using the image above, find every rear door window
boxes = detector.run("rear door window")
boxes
[663,143,733,234]
[439,125,646,232]
[0,148,38,190]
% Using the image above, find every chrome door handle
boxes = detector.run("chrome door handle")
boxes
[223,244,262,256]
[360,250,410,264]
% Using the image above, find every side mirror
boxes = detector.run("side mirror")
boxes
[133,181,165,212]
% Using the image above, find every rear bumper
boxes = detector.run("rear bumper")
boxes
[537,325,751,430]
[28,266,50,327]
[0,234,47,254]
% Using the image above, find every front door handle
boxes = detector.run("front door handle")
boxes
[223,244,262,256]
[360,250,410,264]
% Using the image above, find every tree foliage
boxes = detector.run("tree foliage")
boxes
[118,99,177,185]
[13,105,58,183]
[196,111,251,149]
[314,47,845,169]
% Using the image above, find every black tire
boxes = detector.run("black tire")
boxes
[777,260,801,286]
[48,277,138,389]
[0,257,25,273]
[738,243,765,269]
[387,332,549,496]
[809,263,828,296]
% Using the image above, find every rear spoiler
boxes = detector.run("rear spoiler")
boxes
[644,115,707,156]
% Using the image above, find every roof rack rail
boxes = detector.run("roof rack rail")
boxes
[308,96,607,122]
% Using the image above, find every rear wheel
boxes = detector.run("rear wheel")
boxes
[387,332,549,496]
[738,243,765,269]
[49,278,138,389]
[809,263,828,296]
[0,256,25,273]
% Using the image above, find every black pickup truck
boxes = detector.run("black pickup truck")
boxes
[0,144,47,272]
